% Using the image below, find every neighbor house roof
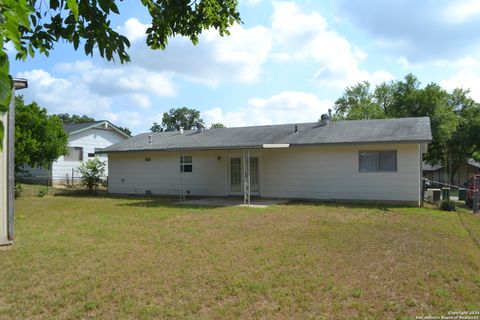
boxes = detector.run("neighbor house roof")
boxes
[423,159,480,171]
[63,120,130,138]
[423,163,443,171]
[102,117,432,153]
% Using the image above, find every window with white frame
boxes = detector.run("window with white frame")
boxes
[64,147,83,161]
[180,155,193,172]
[359,150,397,172]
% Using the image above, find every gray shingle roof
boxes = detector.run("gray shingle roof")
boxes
[63,120,130,138]
[102,117,432,153]
[63,121,105,134]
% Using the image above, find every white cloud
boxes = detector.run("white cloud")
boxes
[440,68,480,101]
[55,60,176,97]
[432,57,480,69]
[123,19,272,86]
[129,94,151,109]
[120,18,149,42]
[339,0,480,62]
[443,0,480,24]
[15,65,174,130]
[16,69,112,115]
[396,56,412,69]
[204,91,332,127]
[241,0,262,5]
[117,2,393,90]
[270,1,393,88]
[103,110,164,132]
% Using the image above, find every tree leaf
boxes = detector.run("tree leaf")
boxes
[66,0,79,20]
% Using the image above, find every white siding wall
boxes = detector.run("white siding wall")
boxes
[0,111,8,244]
[107,143,422,204]
[52,128,126,184]
[108,151,226,196]
[261,144,421,204]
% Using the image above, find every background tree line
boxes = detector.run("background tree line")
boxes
[333,74,480,184]
[150,107,225,132]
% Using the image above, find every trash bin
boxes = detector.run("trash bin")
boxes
[442,187,450,200]
[459,189,466,201]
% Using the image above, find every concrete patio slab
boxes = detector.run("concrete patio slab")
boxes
[177,197,288,208]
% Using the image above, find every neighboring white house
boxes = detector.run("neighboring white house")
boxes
[102,117,432,206]
[22,120,129,185]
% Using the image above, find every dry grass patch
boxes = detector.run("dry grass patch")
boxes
[0,186,479,319]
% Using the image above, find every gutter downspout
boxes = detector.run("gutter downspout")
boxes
[7,79,28,242]
[179,151,185,201]
[419,144,424,207]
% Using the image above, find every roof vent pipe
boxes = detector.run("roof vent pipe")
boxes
[196,122,205,133]
[320,113,330,126]
[294,124,298,133]
[148,135,152,145]
[179,127,184,134]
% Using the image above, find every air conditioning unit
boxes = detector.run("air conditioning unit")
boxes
[426,188,441,203]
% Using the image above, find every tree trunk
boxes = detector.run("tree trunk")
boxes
[450,163,461,186]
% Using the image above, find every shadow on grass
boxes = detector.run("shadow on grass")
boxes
[52,188,430,212]
[284,199,396,211]
[53,188,120,199]
[117,198,219,210]
[53,189,217,209]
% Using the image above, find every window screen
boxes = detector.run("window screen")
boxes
[359,151,396,172]
[378,151,397,171]
[64,147,83,161]
[180,155,193,172]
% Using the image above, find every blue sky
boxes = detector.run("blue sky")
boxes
[10,0,480,134]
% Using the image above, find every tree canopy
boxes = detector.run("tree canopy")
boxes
[0,0,241,142]
[116,126,131,137]
[15,96,68,174]
[150,122,163,133]
[333,74,480,184]
[210,123,225,129]
[161,107,204,131]
[57,113,95,124]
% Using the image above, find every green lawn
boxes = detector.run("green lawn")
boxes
[1,185,480,319]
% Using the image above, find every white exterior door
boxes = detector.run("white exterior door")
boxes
[228,155,260,196]
[230,157,242,194]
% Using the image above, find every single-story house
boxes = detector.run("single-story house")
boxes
[1,78,28,246]
[423,159,480,187]
[21,120,129,185]
[102,117,432,206]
